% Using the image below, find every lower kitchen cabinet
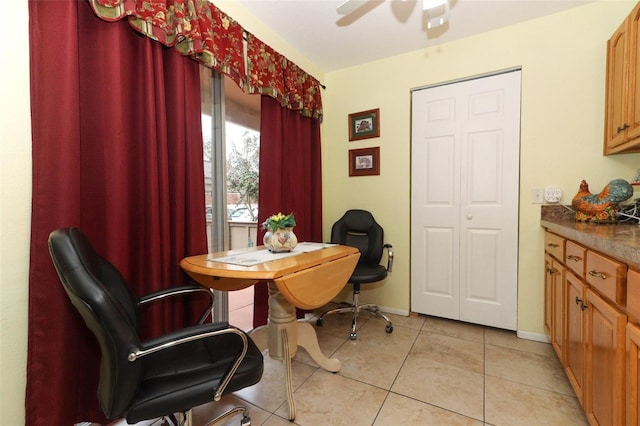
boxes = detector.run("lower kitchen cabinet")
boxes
[626,322,640,426]
[565,270,586,407]
[545,253,554,336]
[584,288,626,426]
[626,269,640,426]
[544,230,630,425]
[552,259,566,362]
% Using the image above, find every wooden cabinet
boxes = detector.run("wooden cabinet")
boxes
[626,321,640,426]
[585,288,626,426]
[544,231,565,260]
[626,270,640,426]
[566,270,587,407]
[586,250,627,306]
[566,240,586,277]
[552,259,566,362]
[545,253,553,335]
[543,232,565,361]
[626,269,640,321]
[605,3,640,154]
[543,230,629,425]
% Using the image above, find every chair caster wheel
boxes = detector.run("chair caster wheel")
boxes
[316,318,324,326]
[350,332,357,340]
[385,325,393,333]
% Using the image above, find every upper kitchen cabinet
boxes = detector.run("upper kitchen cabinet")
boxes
[605,3,640,154]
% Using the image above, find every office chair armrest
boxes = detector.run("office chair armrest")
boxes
[139,285,214,324]
[383,244,394,273]
[129,322,250,401]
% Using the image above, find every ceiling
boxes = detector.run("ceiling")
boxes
[233,0,594,72]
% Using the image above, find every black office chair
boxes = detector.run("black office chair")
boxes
[48,228,263,425]
[315,210,394,340]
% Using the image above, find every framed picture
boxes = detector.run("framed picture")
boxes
[349,147,380,177]
[348,108,380,141]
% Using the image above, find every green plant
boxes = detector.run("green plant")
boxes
[262,212,296,232]
[227,130,259,221]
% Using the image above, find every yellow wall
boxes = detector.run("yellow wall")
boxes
[4,0,640,423]
[322,0,640,338]
[1,0,32,424]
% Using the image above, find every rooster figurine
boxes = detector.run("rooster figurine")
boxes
[572,179,633,222]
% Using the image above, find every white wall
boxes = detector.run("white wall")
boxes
[1,0,32,424]
[322,0,640,338]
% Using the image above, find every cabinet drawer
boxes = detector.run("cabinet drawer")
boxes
[627,269,640,321]
[565,240,586,278]
[544,232,565,261]
[586,250,627,305]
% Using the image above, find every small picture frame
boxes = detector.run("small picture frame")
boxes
[348,108,380,141]
[349,147,380,177]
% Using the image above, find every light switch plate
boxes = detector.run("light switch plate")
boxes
[531,188,544,204]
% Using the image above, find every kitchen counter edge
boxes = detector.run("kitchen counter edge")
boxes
[541,219,640,271]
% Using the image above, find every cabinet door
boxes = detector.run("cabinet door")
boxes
[585,289,626,426]
[606,19,629,150]
[625,4,640,142]
[544,253,553,336]
[552,259,565,363]
[627,322,640,426]
[565,271,586,406]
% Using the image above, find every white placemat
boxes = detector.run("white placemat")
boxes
[208,242,336,266]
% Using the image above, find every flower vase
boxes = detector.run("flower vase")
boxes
[263,227,298,253]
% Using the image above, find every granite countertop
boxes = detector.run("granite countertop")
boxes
[541,205,640,271]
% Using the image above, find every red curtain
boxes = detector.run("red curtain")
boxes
[253,95,323,327]
[27,0,207,424]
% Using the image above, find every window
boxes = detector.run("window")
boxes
[200,65,260,330]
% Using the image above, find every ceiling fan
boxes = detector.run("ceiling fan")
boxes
[336,0,450,29]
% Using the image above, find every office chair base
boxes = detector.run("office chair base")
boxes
[202,406,251,426]
[316,301,393,340]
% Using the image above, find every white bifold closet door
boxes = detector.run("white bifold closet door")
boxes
[410,70,521,330]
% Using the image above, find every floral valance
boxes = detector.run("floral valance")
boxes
[246,33,323,120]
[87,0,323,120]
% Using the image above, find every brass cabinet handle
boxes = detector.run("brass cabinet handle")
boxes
[588,270,608,280]
[547,243,559,248]
[575,296,583,305]
[566,255,582,262]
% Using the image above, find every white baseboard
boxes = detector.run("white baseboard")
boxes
[516,330,550,343]
[376,305,409,317]
[324,300,550,343]
[326,299,409,317]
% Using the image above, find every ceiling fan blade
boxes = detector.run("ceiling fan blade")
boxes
[336,0,368,15]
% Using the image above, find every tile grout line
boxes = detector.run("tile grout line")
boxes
[483,327,487,425]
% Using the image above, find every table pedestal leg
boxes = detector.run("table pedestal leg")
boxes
[267,282,298,420]
[281,328,295,420]
[266,282,297,360]
[248,282,343,421]
[296,322,342,372]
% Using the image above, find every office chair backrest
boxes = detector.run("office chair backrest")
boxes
[48,228,142,419]
[331,209,384,265]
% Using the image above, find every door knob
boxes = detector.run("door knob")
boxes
[466,214,473,220]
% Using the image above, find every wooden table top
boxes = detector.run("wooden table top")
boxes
[180,244,360,293]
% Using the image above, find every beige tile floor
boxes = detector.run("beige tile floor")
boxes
[190,306,589,426]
